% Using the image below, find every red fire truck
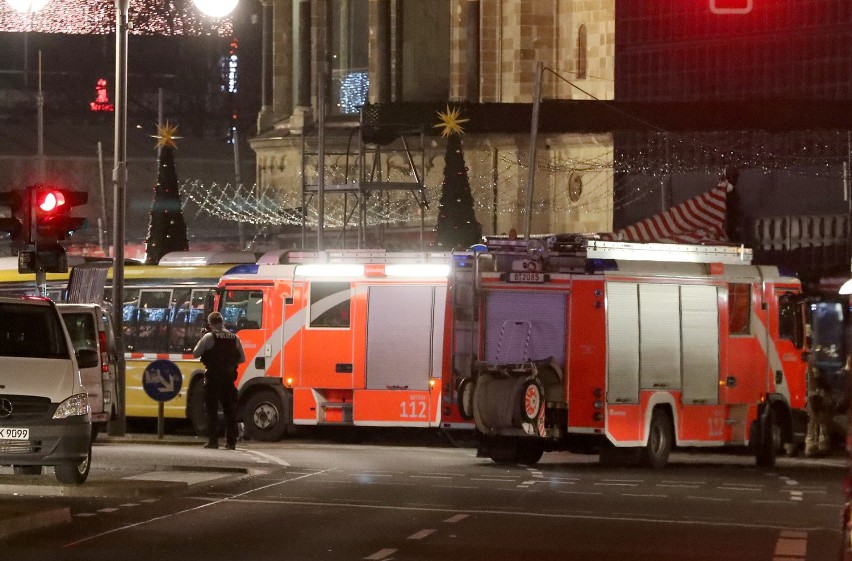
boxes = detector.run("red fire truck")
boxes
[460,235,810,467]
[215,250,468,441]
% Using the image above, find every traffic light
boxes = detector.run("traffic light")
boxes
[32,186,89,241]
[0,190,25,241]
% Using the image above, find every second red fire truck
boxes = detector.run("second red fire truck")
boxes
[216,236,812,468]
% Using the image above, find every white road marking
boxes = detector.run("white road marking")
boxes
[444,514,468,523]
[717,486,761,492]
[686,496,732,502]
[410,475,452,480]
[119,503,139,508]
[74,513,96,518]
[657,484,700,489]
[774,537,806,557]
[780,530,807,539]
[123,472,231,484]
[353,473,393,478]
[407,529,436,540]
[559,491,603,496]
[435,485,478,490]
[470,477,518,482]
[622,493,668,498]
[595,482,639,487]
[239,448,291,467]
[364,548,397,560]
[64,469,334,548]
[220,496,826,531]
[97,508,119,513]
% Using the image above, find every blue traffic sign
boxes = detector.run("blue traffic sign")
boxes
[142,359,183,402]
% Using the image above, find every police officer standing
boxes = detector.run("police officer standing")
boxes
[193,312,246,449]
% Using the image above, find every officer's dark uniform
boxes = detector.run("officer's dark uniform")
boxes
[196,328,242,449]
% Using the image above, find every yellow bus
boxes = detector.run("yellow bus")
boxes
[0,251,256,436]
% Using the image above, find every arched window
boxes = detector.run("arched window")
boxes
[576,24,587,80]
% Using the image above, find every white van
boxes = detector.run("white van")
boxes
[57,303,118,439]
[0,297,96,484]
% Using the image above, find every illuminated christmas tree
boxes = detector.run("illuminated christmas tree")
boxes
[434,106,482,250]
[145,122,189,264]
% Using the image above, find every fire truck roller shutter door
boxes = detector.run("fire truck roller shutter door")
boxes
[484,292,566,366]
[606,283,640,404]
[681,285,720,405]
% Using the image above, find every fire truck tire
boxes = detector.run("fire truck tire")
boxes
[457,377,475,421]
[517,439,544,465]
[640,409,673,469]
[520,380,544,423]
[755,408,778,467]
[243,391,289,442]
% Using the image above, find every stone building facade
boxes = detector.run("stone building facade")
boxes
[250,0,615,249]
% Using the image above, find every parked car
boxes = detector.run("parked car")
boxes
[57,303,118,440]
[0,296,97,484]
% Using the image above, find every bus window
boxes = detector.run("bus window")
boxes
[185,289,213,348]
[220,290,263,332]
[168,288,192,353]
[135,289,173,353]
[309,282,351,329]
[168,288,212,353]
[121,288,140,351]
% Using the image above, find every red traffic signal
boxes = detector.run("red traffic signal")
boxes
[32,186,89,241]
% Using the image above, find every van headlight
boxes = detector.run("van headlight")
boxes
[52,393,91,419]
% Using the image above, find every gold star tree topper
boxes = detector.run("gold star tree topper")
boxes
[152,121,182,149]
[433,105,469,138]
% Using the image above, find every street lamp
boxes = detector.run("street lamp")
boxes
[6,0,48,12]
[110,0,238,435]
[192,0,238,18]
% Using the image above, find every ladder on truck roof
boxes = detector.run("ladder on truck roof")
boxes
[278,249,452,265]
[480,234,752,265]
[586,240,752,265]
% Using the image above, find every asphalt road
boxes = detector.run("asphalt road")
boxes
[0,434,845,561]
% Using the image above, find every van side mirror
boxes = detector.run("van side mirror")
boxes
[76,348,100,369]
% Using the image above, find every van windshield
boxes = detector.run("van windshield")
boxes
[0,303,69,359]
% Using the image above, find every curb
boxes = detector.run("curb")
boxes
[0,507,71,541]
[0,478,189,498]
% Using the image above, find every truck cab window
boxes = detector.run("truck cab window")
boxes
[220,290,264,332]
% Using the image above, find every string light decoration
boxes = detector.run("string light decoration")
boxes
[182,128,852,230]
[0,0,233,35]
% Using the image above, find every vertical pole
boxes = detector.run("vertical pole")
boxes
[97,142,108,249]
[317,63,326,252]
[37,51,44,182]
[109,0,129,437]
[157,401,164,439]
[524,62,543,241]
[234,126,245,249]
[491,147,498,234]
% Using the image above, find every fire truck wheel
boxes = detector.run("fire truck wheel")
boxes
[520,380,544,423]
[243,391,289,442]
[755,407,778,467]
[517,439,544,465]
[457,378,475,420]
[640,409,673,469]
